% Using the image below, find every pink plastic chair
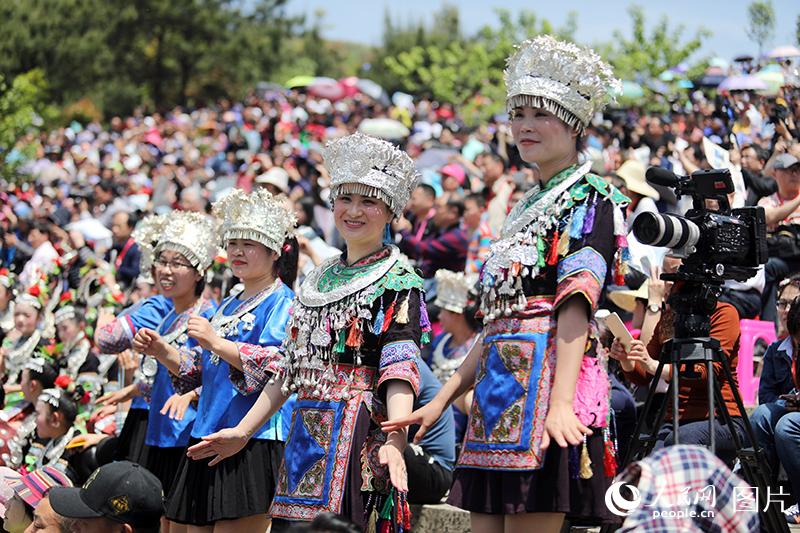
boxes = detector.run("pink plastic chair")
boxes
[737,319,776,406]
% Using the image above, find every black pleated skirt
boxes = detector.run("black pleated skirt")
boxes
[144,446,185,497]
[165,438,284,526]
[116,407,151,466]
[447,430,620,526]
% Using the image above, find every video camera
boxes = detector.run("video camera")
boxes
[632,167,768,283]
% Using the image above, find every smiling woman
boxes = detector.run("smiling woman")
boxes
[186,133,429,532]
[382,35,630,533]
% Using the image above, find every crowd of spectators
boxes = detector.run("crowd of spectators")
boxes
[1,66,800,528]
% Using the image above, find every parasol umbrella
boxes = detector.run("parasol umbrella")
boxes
[755,69,785,93]
[339,76,360,98]
[414,147,458,170]
[355,79,387,101]
[718,75,768,92]
[357,118,410,140]
[677,79,695,89]
[734,54,754,63]
[308,77,346,100]
[768,45,800,58]
[284,75,315,88]
[695,66,727,87]
[659,70,676,82]
[620,80,644,98]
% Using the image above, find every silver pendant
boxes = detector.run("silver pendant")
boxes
[142,356,158,378]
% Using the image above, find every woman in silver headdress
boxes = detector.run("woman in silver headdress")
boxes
[384,36,629,531]
[0,290,46,390]
[129,211,218,533]
[0,270,15,339]
[188,133,429,531]
[138,189,297,532]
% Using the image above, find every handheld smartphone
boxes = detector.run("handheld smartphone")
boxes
[604,312,634,351]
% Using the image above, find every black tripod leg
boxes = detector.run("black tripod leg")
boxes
[713,351,789,533]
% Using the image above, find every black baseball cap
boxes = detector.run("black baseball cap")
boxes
[49,461,163,531]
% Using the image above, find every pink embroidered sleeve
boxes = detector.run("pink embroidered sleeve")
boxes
[171,345,203,394]
[377,340,421,397]
[94,316,135,354]
[228,343,282,395]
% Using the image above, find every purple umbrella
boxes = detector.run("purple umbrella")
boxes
[717,75,768,92]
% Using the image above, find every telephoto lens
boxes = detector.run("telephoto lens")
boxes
[632,212,701,251]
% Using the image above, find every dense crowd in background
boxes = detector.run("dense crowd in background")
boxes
[1,58,800,531]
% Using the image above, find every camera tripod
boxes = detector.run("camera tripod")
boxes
[600,279,789,533]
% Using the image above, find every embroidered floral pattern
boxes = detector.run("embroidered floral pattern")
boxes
[379,340,419,369]
[271,365,376,522]
[95,316,134,354]
[229,343,281,395]
[556,246,607,285]
[377,359,420,396]
[554,270,603,311]
[172,345,203,394]
[360,429,389,493]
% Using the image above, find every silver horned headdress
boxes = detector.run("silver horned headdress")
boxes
[324,132,420,218]
[212,188,296,255]
[132,214,169,280]
[154,211,219,272]
[54,305,78,325]
[434,270,476,314]
[505,35,620,133]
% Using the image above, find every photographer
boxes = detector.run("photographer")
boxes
[610,256,746,467]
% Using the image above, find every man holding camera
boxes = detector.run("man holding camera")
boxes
[610,256,746,468]
[760,153,800,322]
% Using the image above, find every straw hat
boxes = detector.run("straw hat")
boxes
[616,160,660,200]
[607,283,649,312]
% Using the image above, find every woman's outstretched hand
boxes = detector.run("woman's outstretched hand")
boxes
[160,392,195,421]
[542,400,592,450]
[380,400,444,444]
[378,438,408,492]
[186,427,249,466]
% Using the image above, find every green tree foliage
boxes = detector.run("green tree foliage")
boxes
[604,5,709,82]
[746,0,775,57]
[0,0,312,116]
[0,69,56,179]
[381,7,577,124]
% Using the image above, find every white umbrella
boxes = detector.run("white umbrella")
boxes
[355,79,386,101]
[768,45,800,58]
[357,118,409,140]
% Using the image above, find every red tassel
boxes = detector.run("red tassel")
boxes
[346,319,363,348]
[381,299,397,333]
[546,231,559,266]
[291,326,298,340]
[613,253,625,286]
[403,500,411,529]
[604,439,617,477]
[380,520,391,533]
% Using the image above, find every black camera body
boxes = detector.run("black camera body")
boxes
[632,167,768,283]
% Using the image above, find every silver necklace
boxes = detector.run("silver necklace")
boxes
[298,245,400,308]
[500,161,591,238]
[208,280,280,363]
